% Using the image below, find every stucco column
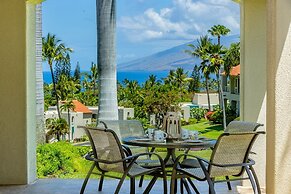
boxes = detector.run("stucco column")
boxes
[240,0,267,191]
[266,0,291,193]
[0,1,36,184]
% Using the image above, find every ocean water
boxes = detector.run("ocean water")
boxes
[43,71,169,84]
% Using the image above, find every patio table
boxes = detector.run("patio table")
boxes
[122,136,216,194]
[122,136,216,164]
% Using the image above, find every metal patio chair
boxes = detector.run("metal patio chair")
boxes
[99,120,164,187]
[79,126,167,194]
[225,121,264,133]
[180,121,264,176]
[171,131,265,194]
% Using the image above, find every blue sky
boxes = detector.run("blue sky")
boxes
[42,0,240,71]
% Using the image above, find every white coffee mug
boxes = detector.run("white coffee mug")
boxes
[182,129,190,139]
[154,130,168,142]
[146,128,155,140]
[189,130,199,140]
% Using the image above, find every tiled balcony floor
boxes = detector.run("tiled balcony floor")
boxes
[0,178,240,194]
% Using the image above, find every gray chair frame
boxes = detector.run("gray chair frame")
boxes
[171,131,265,194]
[79,126,167,194]
[99,120,163,188]
[181,121,264,191]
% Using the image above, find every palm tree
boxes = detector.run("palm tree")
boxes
[88,62,98,97]
[208,25,230,129]
[144,74,157,89]
[35,3,45,144]
[42,33,72,119]
[46,118,69,141]
[224,42,240,76]
[186,35,212,110]
[174,67,188,88]
[208,24,230,46]
[56,74,79,101]
[60,100,75,141]
[97,0,118,121]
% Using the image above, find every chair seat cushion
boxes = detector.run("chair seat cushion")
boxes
[137,159,174,168]
[180,158,200,168]
[179,167,206,180]
[127,163,160,177]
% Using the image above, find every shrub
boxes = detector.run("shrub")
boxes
[190,108,207,121]
[209,105,237,125]
[181,118,197,126]
[37,141,90,178]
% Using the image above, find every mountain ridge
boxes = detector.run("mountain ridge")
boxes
[117,35,240,72]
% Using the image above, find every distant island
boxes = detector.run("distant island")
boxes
[117,34,240,72]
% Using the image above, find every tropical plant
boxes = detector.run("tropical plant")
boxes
[209,105,237,125]
[188,65,201,93]
[208,25,231,129]
[37,141,90,178]
[46,118,69,141]
[186,35,212,110]
[97,0,118,121]
[56,74,79,101]
[224,42,240,77]
[190,108,207,121]
[42,33,72,119]
[208,24,231,46]
[88,62,98,97]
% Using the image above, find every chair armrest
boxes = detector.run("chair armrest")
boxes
[85,151,165,168]
[122,145,132,157]
[173,153,210,169]
[210,158,255,168]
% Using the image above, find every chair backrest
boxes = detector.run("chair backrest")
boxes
[82,126,126,173]
[209,132,264,177]
[99,120,149,156]
[225,121,263,133]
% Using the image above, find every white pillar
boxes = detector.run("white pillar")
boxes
[0,1,36,184]
[240,0,267,190]
[266,0,291,193]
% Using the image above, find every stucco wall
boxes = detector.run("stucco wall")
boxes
[240,0,267,189]
[0,1,36,184]
[266,0,291,193]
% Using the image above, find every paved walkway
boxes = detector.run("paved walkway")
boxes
[0,178,240,194]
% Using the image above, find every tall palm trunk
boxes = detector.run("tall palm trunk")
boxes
[49,63,61,119]
[96,0,118,121]
[35,3,45,144]
[205,77,211,111]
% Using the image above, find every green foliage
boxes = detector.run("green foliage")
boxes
[181,118,198,126]
[36,142,90,178]
[188,65,201,93]
[209,105,237,125]
[190,107,207,121]
[46,118,69,141]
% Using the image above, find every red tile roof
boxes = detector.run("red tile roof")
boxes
[222,65,240,76]
[61,100,92,114]
[72,100,92,113]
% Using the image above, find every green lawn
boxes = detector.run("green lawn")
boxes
[182,120,224,139]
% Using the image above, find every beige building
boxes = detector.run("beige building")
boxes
[0,1,291,193]
[222,65,240,115]
[88,106,134,121]
[192,92,219,110]
[45,100,92,140]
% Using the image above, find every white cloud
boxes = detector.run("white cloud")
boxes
[117,0,240,42]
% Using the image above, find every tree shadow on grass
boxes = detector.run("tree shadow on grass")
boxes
[199,124,224,135]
